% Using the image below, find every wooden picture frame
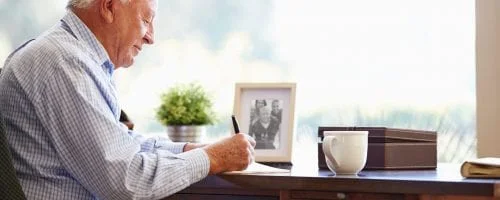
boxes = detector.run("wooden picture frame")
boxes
[233,83,297,163]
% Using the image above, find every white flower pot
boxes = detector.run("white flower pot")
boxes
[167,125,206,143]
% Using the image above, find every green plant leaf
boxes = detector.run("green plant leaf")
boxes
[156,83,217,126]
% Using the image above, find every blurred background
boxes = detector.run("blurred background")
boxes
[0,0,476,163]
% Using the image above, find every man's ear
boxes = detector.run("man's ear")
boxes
[100,0,115,23]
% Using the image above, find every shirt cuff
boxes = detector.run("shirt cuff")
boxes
[155,137,186,154]
[176,148,210,184]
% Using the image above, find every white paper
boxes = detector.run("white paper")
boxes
[467,157,500,167]
[223,162,290,174]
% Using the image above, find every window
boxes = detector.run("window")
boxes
[0,0,475,163]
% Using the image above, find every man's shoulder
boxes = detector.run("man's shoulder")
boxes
[8,26,84,67]
[271,118,280,125]
[250,121,260,128]
[2,26,92,89]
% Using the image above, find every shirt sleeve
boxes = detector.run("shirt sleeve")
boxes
[127,130,187,154]
[35,58,210,199]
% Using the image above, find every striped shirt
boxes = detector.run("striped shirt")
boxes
[0,11,209,200]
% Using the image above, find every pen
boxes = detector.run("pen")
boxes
[231,115,240,134]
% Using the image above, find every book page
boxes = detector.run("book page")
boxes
[223,162,290,175]
[467,157,500,167]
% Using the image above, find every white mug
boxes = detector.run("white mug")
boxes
[322,131,368,175]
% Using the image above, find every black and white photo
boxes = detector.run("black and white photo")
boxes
[248,99,283,149]
[233,83,296,163]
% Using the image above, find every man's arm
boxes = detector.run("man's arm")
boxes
[36,60,209,199]
[126,130,189,154]
[249,123,256,138]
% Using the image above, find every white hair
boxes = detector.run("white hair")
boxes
[67,0,128,9]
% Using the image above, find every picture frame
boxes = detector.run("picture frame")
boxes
[233,83,297,163]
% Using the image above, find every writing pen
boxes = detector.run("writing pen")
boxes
[231,115,240,134]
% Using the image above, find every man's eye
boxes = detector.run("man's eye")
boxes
[143,20,150,25]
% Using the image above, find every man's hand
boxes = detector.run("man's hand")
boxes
[203,134,256,174]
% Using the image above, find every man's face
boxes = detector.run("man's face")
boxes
[259,107,271,124]
[113,0,157,68]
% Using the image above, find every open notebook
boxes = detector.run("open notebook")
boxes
[223,162,290,174]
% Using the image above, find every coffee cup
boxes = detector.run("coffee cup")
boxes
[322,131,368,175]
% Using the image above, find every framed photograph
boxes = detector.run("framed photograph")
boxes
[233,83,297,163]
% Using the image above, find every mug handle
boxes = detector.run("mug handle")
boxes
[322,136,340,169]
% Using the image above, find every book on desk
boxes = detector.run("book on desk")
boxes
[461,157,500,178]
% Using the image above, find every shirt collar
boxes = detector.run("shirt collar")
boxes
[61,10,115,75]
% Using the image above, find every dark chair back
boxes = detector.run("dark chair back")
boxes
[0,70,26,199]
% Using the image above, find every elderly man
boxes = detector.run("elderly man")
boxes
[249,106,280,149]
[0,0,255,199]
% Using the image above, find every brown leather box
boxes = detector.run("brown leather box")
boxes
[318,127,437,170]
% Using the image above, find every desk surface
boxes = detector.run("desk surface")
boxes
[187,164,499,197]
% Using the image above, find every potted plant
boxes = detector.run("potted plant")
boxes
[156,83,217,142]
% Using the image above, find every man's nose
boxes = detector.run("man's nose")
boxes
[144,26,155,45]
[144,32,154,45]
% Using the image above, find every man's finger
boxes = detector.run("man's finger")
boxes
[248,146,255,156]
[245,134,256,147]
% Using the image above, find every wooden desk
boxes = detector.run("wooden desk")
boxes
[166,164,500,200]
